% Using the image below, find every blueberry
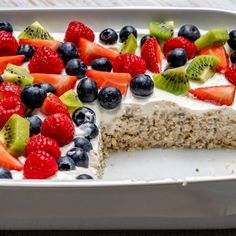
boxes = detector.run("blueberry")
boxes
[130,74,154,97]
[66,147,89,168]
[91,57,112,72]
[76,174,93,180]
[65,59,87,78]
[231,51,236,64]
[57,42,78,64]
[228,30,236,50]
[38,82,56,94]
[119,25,137,43]
[140,34,154,47]
[77,78,98,103]
[99,28,118,45]
[0,167,12,179]
[26,115,42,136]
[57,156,75,171]
[21,84,47,108]
[178,24,200,42]
[98,86,122,109]
[73,137,93,152]
[17,44,35,61]
[0,21,13,33]
[78,122,99,140]
[167,48,187,67]
[72,106,96,126]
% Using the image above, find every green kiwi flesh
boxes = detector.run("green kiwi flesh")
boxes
[120,33,137,54]
[60,90,83,112]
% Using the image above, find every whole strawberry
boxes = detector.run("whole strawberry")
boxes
[0,81,21,96]
[28,46,64,74]
[41,113,74,146]
[225,64,236,85]
[0,31,19,56]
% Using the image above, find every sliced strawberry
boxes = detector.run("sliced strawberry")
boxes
[199,45,229,73]
[189,85,235,106]
[78,38,119,65]
[31,73,77,96]
[0,55,25,74]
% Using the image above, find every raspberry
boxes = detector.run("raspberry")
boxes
[225,64,236,85]
[25,134,61,159]
[64,21,95,45]
[28,46,64,74]
[41,113,75,146]
[0,82,21,97]
[23,150,58,179]
[0,31,19,56]
[163,36,197,59]
[112,54,147,77]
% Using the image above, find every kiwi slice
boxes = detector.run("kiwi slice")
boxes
[149,21,174,42]
[153,67,190,95]
[194,29,229,50]
[0,114,30,157]
[2,64,34,88]
[120,33,137,54]
[60,89,83,112]
[18,21,54,40]
[186,55,219,82]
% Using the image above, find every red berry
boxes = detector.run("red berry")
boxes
[163,36,197,59]
[112,54,147,77]
[25,134,61,159]
[0,31,19,56]
[28,46,64,74]
[225,64,236,85]
[23,150,58,179]
[0,81,21,96]
[41,113,74,146]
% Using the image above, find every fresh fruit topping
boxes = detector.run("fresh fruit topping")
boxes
[120,33,137,54]
[57,156,75,171]
[141,37,162,73]
[65,58,87,78]
[16,44,35,61]
[199,45,229,73]
[149,21,174,42]
[194,29,229,50]
[189,85,235,106]
[119,25,137,43]
[26,115,42,136]
[41,93,70,116]
[78,38,119,65]
[73,137,93,152]
[228,30,236,50]
[23,150,58,179]
[41,113,75,146]
[76,77,98,103]
[18,21,54,40]
[178,24,201,42]
[76,174,93,180]
[91,57,112,72]
[21,84,47,108]
[99,28,118,45]
[28,46,64,74]
[98,86,122,109]
[112,53,146,77]
[77,121,99,140]
[167,48,187,68]
[32,73,77,96]
[225,64,236,85]
[57,42,78,64]
[25,134,61,159]
[130,74,154,97]
[59,89,83,113]
[0,167,12,179]
[66,147,89,168]
[163,36,197,59]
[64,21,95,44]
[38,82,56,94]
[153,67,190,95]
[0,31,18,56]
[72,107,96,126]
[186,55,218,82]
[0,21,13,33]
[230,51,236,64]
[140,34,154,47]
[0,81,21,96]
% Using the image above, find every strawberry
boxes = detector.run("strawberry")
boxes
[0,31,19,56]
[0,55,25,74]
[41,93,70,116]
[141,37,162,73]
[78,38,119,65]
[189,85,235,106]
[112,53,147,77]
[25,134,61,159]
[0,81,21,96]
[41,113,74,146]
[199,45,229,73]
[163,36,197,59]
[86,70,132,94]
[28,46,64,74]
[225,64,236,85]
[64,21,95,44]
[23,150,58,179]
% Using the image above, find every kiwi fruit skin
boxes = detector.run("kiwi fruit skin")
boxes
[186,55,219,82]
[153,67,190,95]
[0,114,30,157]
[120,33,137,54]
[18,21,54,40]
[194,29,229,50]
[2,64,34,88]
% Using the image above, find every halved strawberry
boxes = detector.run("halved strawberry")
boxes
[19,39,62,51]
[31,73,77,96]
[189,85,235,106]
[199,45,229,73]
[0,55,25,74]
[78,38,119,65]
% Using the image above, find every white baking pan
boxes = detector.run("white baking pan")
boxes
[1,7,236,229]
